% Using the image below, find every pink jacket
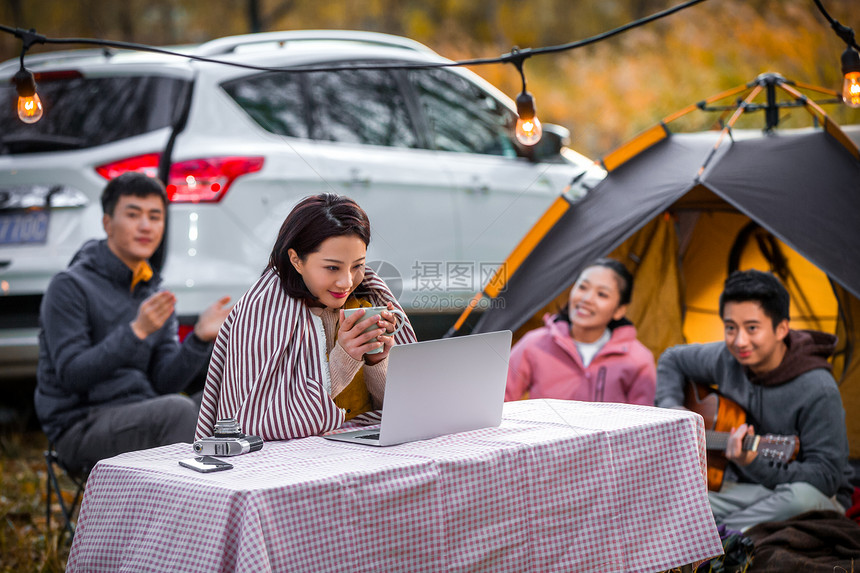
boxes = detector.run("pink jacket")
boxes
[505,315,656,406]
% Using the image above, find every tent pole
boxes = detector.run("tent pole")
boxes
[765,79,779,131]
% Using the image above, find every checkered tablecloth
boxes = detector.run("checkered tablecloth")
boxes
[66,399,722,572]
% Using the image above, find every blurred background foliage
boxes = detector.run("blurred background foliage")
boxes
[1,0,858,159]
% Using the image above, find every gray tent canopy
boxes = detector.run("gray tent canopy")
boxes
[471,126,860,336]
[449,74,860,338]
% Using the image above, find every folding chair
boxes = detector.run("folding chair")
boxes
[44,445,88,541]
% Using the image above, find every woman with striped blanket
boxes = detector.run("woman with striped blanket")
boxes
[195,194,417,441]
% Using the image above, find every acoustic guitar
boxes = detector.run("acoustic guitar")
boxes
[683,380,798,491]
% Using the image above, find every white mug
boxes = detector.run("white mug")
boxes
[342,306,407,354]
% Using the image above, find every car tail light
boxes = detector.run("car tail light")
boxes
[95,153,162,180]
[95,155,264,203]
[178,323,194,342]
[166,157,264,203]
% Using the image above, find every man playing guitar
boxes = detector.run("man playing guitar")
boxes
[655,270,854,531]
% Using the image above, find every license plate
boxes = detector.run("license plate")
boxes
[0,210,50,245]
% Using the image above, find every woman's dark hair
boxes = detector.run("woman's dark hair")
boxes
[268,194,371,300]
[556,257,635,328]
[589,258,633,305]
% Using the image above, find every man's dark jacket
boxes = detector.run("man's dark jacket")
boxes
[35,239,210,442]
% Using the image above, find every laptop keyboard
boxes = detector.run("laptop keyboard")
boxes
[356,433,380,440]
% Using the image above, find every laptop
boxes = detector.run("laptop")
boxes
[323,330,512,446]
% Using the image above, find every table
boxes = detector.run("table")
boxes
[66,399,723,572]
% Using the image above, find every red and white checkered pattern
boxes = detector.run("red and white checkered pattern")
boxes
[67,400,722,572]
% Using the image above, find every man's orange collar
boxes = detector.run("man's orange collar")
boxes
[130,261,153,291]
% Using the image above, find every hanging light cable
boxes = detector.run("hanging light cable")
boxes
[510,50,542,146]
[813,0,860,108]
[0,0,706,128]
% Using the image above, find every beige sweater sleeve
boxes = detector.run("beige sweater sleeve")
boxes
[328,344,363,396]
[363,356,388,409]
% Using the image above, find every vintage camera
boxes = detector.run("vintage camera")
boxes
[193,418,264,456]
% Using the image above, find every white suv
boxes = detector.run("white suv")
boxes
[0,30,600,377]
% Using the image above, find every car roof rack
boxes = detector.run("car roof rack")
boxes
[0,44,203,74]
[194,30,437,57]
[0,48,114,73]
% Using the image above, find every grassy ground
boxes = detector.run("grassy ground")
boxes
[0,425,74,573]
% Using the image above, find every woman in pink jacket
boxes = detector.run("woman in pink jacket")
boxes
[505,258,656,405]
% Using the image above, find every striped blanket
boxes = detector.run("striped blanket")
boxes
[195,266,416,441]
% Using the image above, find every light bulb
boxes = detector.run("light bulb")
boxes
[515,91,542,146]
[516,116,543,146]
[843,72,860,108]
[17,92,43,123]
[13,67,43,124]
[841,47,860,109]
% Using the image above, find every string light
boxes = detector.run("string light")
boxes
[0,0,712,130]
[508,50,542,146]
[813,0,860,108]
[842,47,860,108]
[2,0,854,130]
[5,27,45,123]
[515,92,542,146]
[20,0,839,135]
[13,66,42,123]
[0,0,711,132]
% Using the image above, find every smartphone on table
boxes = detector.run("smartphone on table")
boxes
[178,455,233,473]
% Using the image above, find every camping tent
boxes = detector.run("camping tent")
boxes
[450,75,860,455]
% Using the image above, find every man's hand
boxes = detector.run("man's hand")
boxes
[726,423,758,466]
[131,291,177,340]
[193,296,233,342]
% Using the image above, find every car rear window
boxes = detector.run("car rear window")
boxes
[221,71,309,139]
[306,68,417,148]
[222,65,418,149]
[0,75,190,155]
[407,68,517,157]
